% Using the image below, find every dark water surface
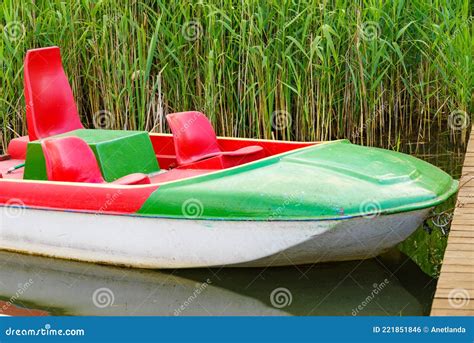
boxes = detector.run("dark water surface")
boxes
[0,130,466,316]
[0,250,435,316]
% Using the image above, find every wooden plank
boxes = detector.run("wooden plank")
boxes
[451,220,474,227]
[441,257,474,266]
[431,299,473,311]
[448,210,474,217]
[443,250,474,259]
[440,264,474,273]
[437,275,474,285]
[437,272,474,280]
[431,308,474,316]
[460,174,474,181]
[448,230,474,238]
[434,288,474,297]
[446,236,474,243]
[451,216,474,223]
[451,213,474,220]
[456,194,474,198]
[436,279,474,291]
[455,198,474,205]
[443,243,474,251]
[457,193,474,197]
[452,208,474,215]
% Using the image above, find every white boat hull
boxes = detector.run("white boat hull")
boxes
[0,207,430,268]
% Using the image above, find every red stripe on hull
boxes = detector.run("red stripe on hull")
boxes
[0,181,158,214]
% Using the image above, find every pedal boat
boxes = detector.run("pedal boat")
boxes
[0,46,459,269]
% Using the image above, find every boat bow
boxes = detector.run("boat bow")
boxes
[138,140,458,220]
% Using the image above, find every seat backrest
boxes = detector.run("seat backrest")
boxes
[166,111,221,165]
[42,136,104,183]
[24,46,83,141]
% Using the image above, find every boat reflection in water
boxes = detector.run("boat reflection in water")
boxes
[0,250,434,316]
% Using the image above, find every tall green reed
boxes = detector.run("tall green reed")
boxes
[0,0,472,153]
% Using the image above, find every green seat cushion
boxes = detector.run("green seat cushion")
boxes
[24,129,160,181]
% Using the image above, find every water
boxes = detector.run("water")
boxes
[0,130,466,316]
[396,130,465,278]
[0,250,434,316]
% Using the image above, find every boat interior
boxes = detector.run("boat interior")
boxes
[0,46,315,185]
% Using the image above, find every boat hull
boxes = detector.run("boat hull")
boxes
[0,206,430,268]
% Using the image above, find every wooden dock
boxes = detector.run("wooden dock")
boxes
[431,131,474,316]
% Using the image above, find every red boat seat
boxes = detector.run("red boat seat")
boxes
[24,46,84,141]
[42,136,150,185]
[166,111,264,166]
[7,136,29,159]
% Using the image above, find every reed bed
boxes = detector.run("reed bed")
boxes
[0,0,472,152]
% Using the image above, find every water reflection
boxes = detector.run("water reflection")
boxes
[0,250,434,316]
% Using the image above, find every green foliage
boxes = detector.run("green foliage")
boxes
[0,0,471,151]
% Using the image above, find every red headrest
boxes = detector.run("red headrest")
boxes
[24,46,83,141]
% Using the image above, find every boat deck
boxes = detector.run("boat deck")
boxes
[0,133,317,183]
[431,130,474,316]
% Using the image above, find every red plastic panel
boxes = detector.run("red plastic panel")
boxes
[166,112,265,167]
[148,133,317,169]
[42,136,151,185]
[148,168,212,183]
[176,150,265,170]
[112,173,151,185]
[7,136,29,159]
[216,137,316,155]
[24,46,83,141]
[0,179,159,214]
[42,137,105,183]
[166,111,221,165]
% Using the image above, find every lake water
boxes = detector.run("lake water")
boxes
[0,130,466,316]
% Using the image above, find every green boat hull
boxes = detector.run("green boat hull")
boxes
[138,140,458,221]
